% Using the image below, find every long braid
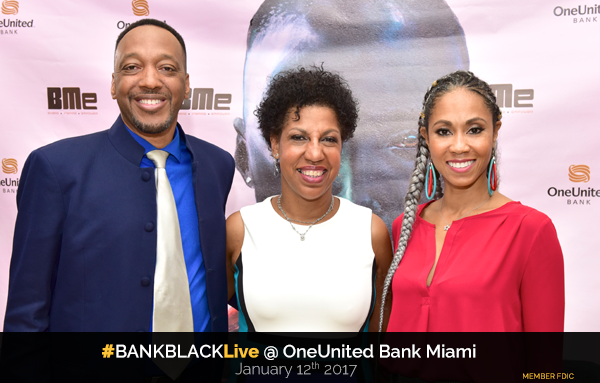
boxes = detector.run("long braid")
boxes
[379,70,502,331]
[378,133,429,331]
[378,76,438,331]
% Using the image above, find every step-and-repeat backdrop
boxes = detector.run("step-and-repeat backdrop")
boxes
[0,0,597,331]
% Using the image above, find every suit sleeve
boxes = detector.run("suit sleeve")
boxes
[4,149,65,331]
[521,216,565,332]
[224,152,237,311]
[222,152,235,212]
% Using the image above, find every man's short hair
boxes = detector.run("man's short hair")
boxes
[114,18,187,70]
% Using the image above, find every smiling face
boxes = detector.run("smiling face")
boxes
[270,105,342,202]
[235,0,469,229]
[422,87,501,192]
[111,25,189,136]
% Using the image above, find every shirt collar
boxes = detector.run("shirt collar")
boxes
[125,125,183,164]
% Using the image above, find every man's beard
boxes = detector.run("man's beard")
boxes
[127,92,173,134]
[131,112,173,135]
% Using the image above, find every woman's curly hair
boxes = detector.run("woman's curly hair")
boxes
[254,65,359,149]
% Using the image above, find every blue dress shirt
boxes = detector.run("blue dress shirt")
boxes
[126,125,210,332]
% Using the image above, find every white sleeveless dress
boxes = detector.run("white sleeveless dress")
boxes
[234,196,376,332]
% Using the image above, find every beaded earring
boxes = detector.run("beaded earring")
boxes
[487,148,497,196]
[425,161,437,200]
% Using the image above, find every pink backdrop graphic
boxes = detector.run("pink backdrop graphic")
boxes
[0,0,598,331]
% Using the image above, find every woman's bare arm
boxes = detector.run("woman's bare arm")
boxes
[369,214,393,332]
[225,211,245,301]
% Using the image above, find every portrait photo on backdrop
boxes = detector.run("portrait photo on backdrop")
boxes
[233,0,469,230]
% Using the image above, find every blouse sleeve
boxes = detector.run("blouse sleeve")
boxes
[521,215,565,332]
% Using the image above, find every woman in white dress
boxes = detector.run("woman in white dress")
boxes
[226,66,393,332]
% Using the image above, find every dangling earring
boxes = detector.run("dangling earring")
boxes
[425,161,437,200]
[273,153,280,176]
[487,147,497,196]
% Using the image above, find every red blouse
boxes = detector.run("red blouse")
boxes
[388,201,564,332]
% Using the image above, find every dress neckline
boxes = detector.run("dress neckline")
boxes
[417,200,520,228]
[266,195,343,227]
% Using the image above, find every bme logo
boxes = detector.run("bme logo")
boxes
[181,88,231,110]
[47,87,97,110]
[490,84,533,108]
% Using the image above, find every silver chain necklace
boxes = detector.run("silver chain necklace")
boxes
[277,195,335,241]
[439,196,491,231]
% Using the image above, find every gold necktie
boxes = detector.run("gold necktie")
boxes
[146,150,194,332]
[147,150,194,380]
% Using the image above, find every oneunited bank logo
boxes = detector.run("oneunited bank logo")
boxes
[1,0,35,35]
[2,158,19,194]
[117,1,156,30]
[568,164,590,183]
[554,5,598,23]
[2,158,17,174]
[1,0,18,15]
[132,0,149,16]
[547,164,597,205]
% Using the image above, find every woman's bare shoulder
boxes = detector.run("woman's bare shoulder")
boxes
[226,211,245,257]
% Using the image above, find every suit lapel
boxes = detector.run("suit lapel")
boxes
[107,115,146,166]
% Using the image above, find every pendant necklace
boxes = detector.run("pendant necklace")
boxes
[277,195,334,241]
[439,196,491,231]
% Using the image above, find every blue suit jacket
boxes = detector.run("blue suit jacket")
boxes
[4,116,235,332]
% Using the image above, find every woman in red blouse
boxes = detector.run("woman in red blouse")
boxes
[380,70,564,332]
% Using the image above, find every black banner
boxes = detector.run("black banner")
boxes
[0,332,598,383]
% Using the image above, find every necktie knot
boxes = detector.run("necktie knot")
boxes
[147,150,169,169]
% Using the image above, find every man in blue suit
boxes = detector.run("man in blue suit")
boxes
[4,19,234,333]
